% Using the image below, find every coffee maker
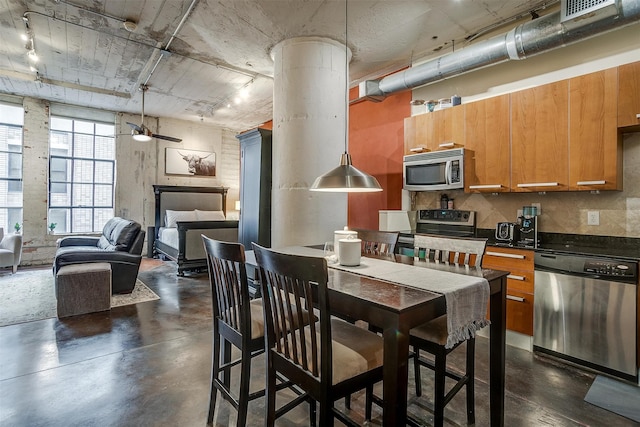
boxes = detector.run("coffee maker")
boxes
[517,206,538,248]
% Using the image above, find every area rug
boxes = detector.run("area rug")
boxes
[584,375,640,422]
[0,268,160,327]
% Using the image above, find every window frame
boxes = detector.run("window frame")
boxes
[48,117,115,234]
[0,104,24,233]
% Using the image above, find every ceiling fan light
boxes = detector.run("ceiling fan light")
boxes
[132,133,152,142]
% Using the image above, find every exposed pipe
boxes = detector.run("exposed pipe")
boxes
[366,0,640,98]
[143,0,200,86]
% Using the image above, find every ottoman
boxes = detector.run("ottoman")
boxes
[55,263,112,318]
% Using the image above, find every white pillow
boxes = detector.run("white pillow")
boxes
[195,209,226,221]
[165,210,197,227]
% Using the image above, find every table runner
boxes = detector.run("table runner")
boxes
[278,246,490,348]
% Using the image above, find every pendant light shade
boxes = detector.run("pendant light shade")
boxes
[309,0,383,193]
[310,153,382,192]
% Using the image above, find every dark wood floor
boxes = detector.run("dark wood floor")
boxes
[0,259,636,426]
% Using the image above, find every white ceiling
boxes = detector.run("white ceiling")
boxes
[0,0,560,132]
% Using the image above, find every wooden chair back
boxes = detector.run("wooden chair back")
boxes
[413,233,487,267]
[352,229,399,256]
[252,243,331,384]
[202,236,252,345]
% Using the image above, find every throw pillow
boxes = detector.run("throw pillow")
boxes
[164,210,197,227]
[195,210,226,221]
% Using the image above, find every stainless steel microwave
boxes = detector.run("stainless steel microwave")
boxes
[403,148,466,191]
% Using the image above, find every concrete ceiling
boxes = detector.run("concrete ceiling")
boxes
[0,0,559,132]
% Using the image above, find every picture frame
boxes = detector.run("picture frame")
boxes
[165,147,216,177]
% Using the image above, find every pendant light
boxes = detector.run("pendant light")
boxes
[309,0,382,193]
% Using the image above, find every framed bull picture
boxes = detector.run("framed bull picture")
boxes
[165,147,216,177]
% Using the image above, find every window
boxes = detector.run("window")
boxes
[49,117,115,233]
[0,103,24,233]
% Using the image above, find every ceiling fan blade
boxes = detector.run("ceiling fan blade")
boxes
[152,133,182,143]
[126,122,143,132]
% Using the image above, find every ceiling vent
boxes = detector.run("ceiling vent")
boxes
[561,0,618,24]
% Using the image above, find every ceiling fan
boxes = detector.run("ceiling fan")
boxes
[127,84,182,142]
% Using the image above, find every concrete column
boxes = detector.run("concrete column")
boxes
[271,37,351,247]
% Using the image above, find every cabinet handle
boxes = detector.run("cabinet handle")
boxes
[469,184,503,189]
[507,295,525,302]
[438,142,455,148]
[517,182,559,188]
[486,251,526,259]
[507,274,525,281]
[576,180,606,186]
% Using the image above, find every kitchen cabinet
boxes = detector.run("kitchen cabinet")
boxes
[618,61,640,130]
[569,68,622,191]
[237,128,272,250]
[483,246,534,336]
[464,95,510,193]
[511,81,569,192]
[404,106,465,155]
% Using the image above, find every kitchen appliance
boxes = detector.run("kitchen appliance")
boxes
[534,252,638,382]
[397,209,476,256]
[379,210,415,232]
[403,148,468,191]
[517,215,538,248]
[495,222,520,245]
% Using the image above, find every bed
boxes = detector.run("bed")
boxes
[153,185,239,275]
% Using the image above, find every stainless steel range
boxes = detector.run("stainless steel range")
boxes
[397,209,476,256]
[534,252,638,382]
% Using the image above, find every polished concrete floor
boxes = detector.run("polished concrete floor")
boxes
[0,259,637,426]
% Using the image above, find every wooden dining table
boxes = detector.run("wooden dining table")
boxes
[245,247,509,426]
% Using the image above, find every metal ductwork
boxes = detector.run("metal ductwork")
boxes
[361,0,640,99]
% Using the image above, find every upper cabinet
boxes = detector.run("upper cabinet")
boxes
[618,61,640,130]
[464,95,511,193]
[511,80,569,192]
[569,68,622,191]
[404,106,464,155]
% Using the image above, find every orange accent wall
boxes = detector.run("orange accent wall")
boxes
[348,88,411,229]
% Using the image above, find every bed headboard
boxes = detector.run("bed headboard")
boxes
[153,185,229,230]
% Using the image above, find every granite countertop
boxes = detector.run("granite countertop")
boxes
[477,229,640,261]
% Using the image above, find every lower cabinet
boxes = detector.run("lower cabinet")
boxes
[483,246,535,336]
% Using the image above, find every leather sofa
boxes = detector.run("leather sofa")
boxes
[53,217,145,294]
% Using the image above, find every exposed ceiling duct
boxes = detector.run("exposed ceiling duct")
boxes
[360,0,640,100]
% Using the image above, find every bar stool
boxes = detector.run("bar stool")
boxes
[410,234,487,426]
[253,243,384,426]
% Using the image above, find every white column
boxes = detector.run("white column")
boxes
[271,37,351,247]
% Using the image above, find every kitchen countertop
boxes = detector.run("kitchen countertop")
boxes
[477,229,640,261]
[397,229,640,261]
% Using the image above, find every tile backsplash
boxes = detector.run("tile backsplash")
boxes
[414,132,640,238]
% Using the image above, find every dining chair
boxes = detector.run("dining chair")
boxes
[409,233,487,426]
[252,243,385,427]
[343,228,398,410]
[351,228,399,256]
[413,233,486,267]
[202,236,266,426]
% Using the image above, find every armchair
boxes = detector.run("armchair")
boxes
[0,228,22,274]
[53,217,145,294]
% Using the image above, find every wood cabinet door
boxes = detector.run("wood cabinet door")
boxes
[404,107,464,154]
[464,95,510,193]
[618,61,640,130]
[569,68,622,191]
[429,106,465,151]
[511,80,569,192]
[404,114,431,155]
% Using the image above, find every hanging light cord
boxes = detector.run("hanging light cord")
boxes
[343,0,349,154]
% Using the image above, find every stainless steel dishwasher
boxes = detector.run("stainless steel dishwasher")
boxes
[534,252,638,382]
